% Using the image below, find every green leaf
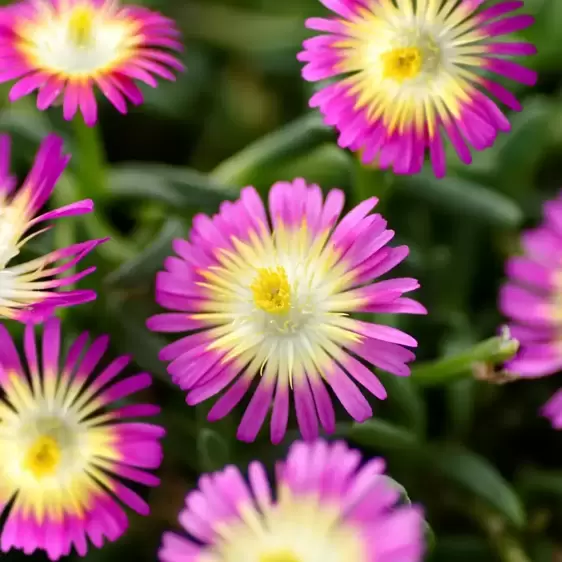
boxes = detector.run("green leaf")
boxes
[179,2,308,54]
[105,218,185,288]
[428,536,494,562]
[376,371,427,438]
[516,466,562,499]
[446,378,476,439]
[197,428,231,473]
[102,298,171,382]
[348,419,419,452]
[109,163,237,209]
[211,113,334,185]
[399,173,523,228]
[254,144,353,190]
[0,98,52,141]
[426,444,526,528]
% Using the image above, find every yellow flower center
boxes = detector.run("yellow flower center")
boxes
[24,435,61,478]
[251,266,291,315]
[68,6,95,47]
[260,551,300,562]
[381,47,423,82]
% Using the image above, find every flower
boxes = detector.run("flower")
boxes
[148,178,425,443]
[0,133,104,322]
[0,0,184,125]
[0,317,164,560]
[159,439,425,562]
[298,0,537,178]
[499,191,562,378]
[542,389,562,429]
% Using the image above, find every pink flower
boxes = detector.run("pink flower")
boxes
[148,178,426,443]
[0,317,164,560]
[500,192,562,378]
[298,0,536,178]
[160,440,425,562]
[0,0,184,125]
[0,133,104,322]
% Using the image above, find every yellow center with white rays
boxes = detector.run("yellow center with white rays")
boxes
[194,219,365,388]
[333,0,488,136]
[15,0,139,77]
[204,488,365,562]
[0,365,124,522]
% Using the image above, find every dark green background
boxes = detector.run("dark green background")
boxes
[1,0,562,560]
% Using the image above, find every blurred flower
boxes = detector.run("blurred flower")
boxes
[542,389,562,429]
[0,317,164,560]
[0,133,104,322]
[148,178,425,443]
[0,0,184,125]
[299,0,536,178]
[159,439,425,562]
[499,192,562,378]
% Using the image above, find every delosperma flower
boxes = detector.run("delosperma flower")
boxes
[500,191,562,429]
[159,439,425,562]
[148,178,426,443]
[0,317,164,560]
[0,133,104,322]
[299,0,537,178]
[0,0,184,125]
[500,191,562,378]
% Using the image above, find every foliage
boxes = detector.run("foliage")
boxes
[1,0,562,560]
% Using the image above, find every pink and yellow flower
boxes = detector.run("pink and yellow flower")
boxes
[0,317,164,560]
[160,439,425,562]
[148,178,426,443]
[0,133,104,322]
[0,0,184,125]
[299,0,537,178]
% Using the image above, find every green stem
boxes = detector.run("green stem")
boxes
[353,158,394,209]
[211,113,333,186]
[411,328,519,386]
[72,119,108,200]
[474,506,531,562]
[71,121,136,262]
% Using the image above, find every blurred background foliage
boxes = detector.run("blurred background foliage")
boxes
[1,0,562,560]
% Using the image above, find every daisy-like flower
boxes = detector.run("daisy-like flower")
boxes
[147,178,426,444]
[160,439,425,562]
[0,133,104,322]
[0,317,164,560]
[0,0,184,125]
[298,0,537,178]
[499,191,562,378]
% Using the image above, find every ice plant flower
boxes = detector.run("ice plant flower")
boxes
[0,0,184,125]
[0,317,164,560]
[0,133,104,322]
[499,191,562,378]
[148,178,426,443]
[160,439,425,562]
[298,0,537,178]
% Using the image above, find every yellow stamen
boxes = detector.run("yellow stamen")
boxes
[381,47,423,83]
[251,266,291,315]
[260,551,300,562]
[68,6,95,47]
[24,435,61,478]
